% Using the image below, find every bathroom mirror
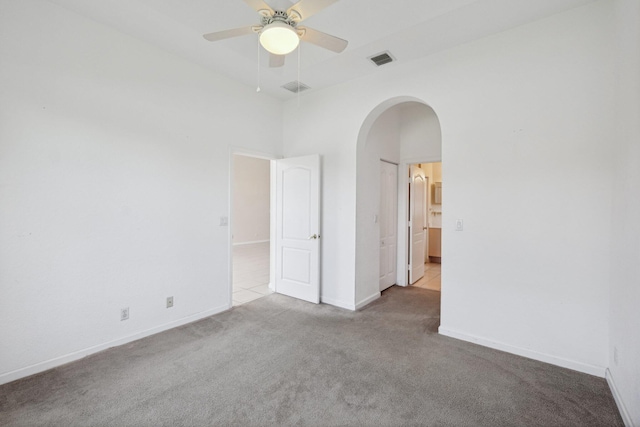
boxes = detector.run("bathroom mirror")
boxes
[433,182,442,204]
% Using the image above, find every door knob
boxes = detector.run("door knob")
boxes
[309,234,320,240]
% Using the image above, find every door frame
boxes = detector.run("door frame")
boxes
[395,156,441,288]
[228,148,279,309]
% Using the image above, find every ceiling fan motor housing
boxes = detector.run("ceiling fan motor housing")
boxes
[261,10,298,29]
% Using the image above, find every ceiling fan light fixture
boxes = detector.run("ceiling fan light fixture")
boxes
[259,21,299,55]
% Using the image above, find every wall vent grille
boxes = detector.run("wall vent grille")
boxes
[369,51,395,66]
[282,81,311,93]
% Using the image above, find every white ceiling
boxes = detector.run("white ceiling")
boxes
[48,0,596,99]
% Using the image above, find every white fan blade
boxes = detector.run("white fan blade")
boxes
[288,0,340,22]
[203,26,259,42]
[298,26,347,53]
[243,0,274,16]
[269,54,285,68]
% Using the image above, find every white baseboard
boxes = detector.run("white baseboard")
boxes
[321,296,356,311]
[606,368,635,427]
[232,239,269,246]
[322,292,381,311]
[355,292,381,310]
[438,326,606,377]
[0,304,230,386]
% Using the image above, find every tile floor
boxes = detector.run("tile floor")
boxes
[233,244,438,304]
[232,242,273,306]
[412,262,441,291]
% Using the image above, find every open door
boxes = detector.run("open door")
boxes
[274,154,321,303]
[408,165,426,285]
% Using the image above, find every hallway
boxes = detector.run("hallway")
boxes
[412,262,441,291]
[232,242,272,306]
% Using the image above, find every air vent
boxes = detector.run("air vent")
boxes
[282,81,311,93]
[369,51,395,67]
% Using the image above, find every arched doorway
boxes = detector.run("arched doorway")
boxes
[355,97,442,308]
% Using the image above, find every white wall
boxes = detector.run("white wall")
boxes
[0,0,282,383]
[354,107,401,307]
[437,2,615,376]
[283,0,614,375]
[608,0,640,424]
[280,103,358,309]
[399,103,442,162]
[232,155,270,244]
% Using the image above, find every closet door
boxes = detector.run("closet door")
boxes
[379,161,398,291]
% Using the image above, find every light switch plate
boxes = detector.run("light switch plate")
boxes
[456,219,464,231]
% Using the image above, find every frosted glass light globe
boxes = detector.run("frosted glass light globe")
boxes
[260,22,299,55]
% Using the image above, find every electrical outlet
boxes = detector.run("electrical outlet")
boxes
[456,219,464,231]
[166,296,174,308]
[120,307,129,321]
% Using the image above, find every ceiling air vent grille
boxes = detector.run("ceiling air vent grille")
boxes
[369,51,395,67]
[282,81,311,93]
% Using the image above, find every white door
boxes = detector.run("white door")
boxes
[424,176,430,263]
[275,154,321,304]
[379,161,398,291]
[408,165,426,285]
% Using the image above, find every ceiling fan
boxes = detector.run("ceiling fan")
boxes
[203,0,348,68]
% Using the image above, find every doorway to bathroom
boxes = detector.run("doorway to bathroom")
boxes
[408,162,442,291]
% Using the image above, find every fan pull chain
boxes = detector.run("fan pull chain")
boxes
[297,43,301,106]
[256,37,261,93]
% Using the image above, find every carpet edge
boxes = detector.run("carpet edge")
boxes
[0,303,230,386]
[438,326,606,377]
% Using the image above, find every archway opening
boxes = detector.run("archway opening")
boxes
[355,97,442,309]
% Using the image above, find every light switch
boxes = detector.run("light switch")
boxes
[374,214,378,223]
[456,219,464,231]
[219,216,228,226]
